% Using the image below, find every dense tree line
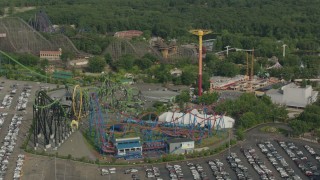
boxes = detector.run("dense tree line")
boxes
[8,0,320,42]
[289,100,320,137]
[215,93,288,129]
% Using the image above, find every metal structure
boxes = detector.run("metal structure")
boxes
[88,81,225,156]
[29,10,55,33]
[189,29,212,96]
[33,91,71,150]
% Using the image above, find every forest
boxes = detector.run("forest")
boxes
[1,0,320,43]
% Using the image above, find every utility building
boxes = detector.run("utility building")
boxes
[167,138,194,154]
[114,137,142,159]
[267,83,318,108]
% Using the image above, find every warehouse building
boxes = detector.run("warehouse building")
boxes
[167,138,194,154]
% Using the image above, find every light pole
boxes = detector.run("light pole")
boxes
[225,45,231,57]
[282,44,287,58]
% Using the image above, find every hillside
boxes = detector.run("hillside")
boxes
[0,17,81,55]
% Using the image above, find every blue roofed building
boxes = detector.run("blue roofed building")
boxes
[114,137,142,159]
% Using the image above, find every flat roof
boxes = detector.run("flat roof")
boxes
[115,137,140,143]
[167,138,193,144]
[116,142,141,150]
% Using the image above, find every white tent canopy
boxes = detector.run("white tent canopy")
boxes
[158,110,235,129]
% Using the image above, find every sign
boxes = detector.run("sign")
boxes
[181,142,194,149]
[0,33,6,37]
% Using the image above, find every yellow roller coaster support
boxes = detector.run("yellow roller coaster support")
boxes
[71,120,79,129]
[72,85,82,129]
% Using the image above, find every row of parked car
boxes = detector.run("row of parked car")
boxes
[101,167,116,176]
[13,154,25,180]
[187,162,209,180]
[260,141,302,180]
[0,95,13,109]
[227,152,252,180]
[0,114,23,179]
[304,145,320,163]
[0,113,7,128]
[208,159,231,180]
[243,147,275,180]
[16,86,31,111]
[146,166,161,179]
[167,164,184,180]
[279,141,320,178]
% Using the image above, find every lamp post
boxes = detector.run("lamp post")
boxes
[225,45,231,57]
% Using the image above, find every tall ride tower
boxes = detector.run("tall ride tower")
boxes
[189,29,212,96]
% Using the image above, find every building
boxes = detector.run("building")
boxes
[209,75,246,91]
[114,137,142,159]
[69,59,88,67]
[40,49,62,61]
[114,30,143,39]
[167,138,194,154]
[266,83,318,108]
[52,71,72,79]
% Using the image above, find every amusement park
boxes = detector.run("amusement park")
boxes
[31,76,234,160]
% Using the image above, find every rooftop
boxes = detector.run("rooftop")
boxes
[167,138,193,144]
[116,142,141,150]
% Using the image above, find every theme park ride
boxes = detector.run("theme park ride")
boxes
[86,79,226,158]
[33,84,88,150]
[189,29,212,96]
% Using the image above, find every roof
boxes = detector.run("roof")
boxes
[115,137,140,143]
[116,142,141,150]
[167,138,194,144]
[40,51,61,55]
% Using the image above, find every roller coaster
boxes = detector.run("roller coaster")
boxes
[87,81,226,156]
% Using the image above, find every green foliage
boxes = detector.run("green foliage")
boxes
[104,53,112,64]
[175,90,190,104]
[113,54,135,71]
[17,53,39,66]
[289,99,320,136]
[87,56,106,73]
[216,93,288,129]
[134,57,153,69]
[197,92,219,105]
[236,128,245,140]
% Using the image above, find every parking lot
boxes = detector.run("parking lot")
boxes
[0,78,56,180]
[20,133,320,180]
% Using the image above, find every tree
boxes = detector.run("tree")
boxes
[197,92,219,105]
[301,79,307,88]
[181,71,196,86]
[87,57,106,73]
[236,128,245,140]
[39,59,49,69]
[134,57,153,69]
[114,54,135,71]
[175,90,190,104]
[238,112,257,129]
[104,53,112,65]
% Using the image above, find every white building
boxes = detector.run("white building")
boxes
[266,83,318,108]
[158,109,235,129]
